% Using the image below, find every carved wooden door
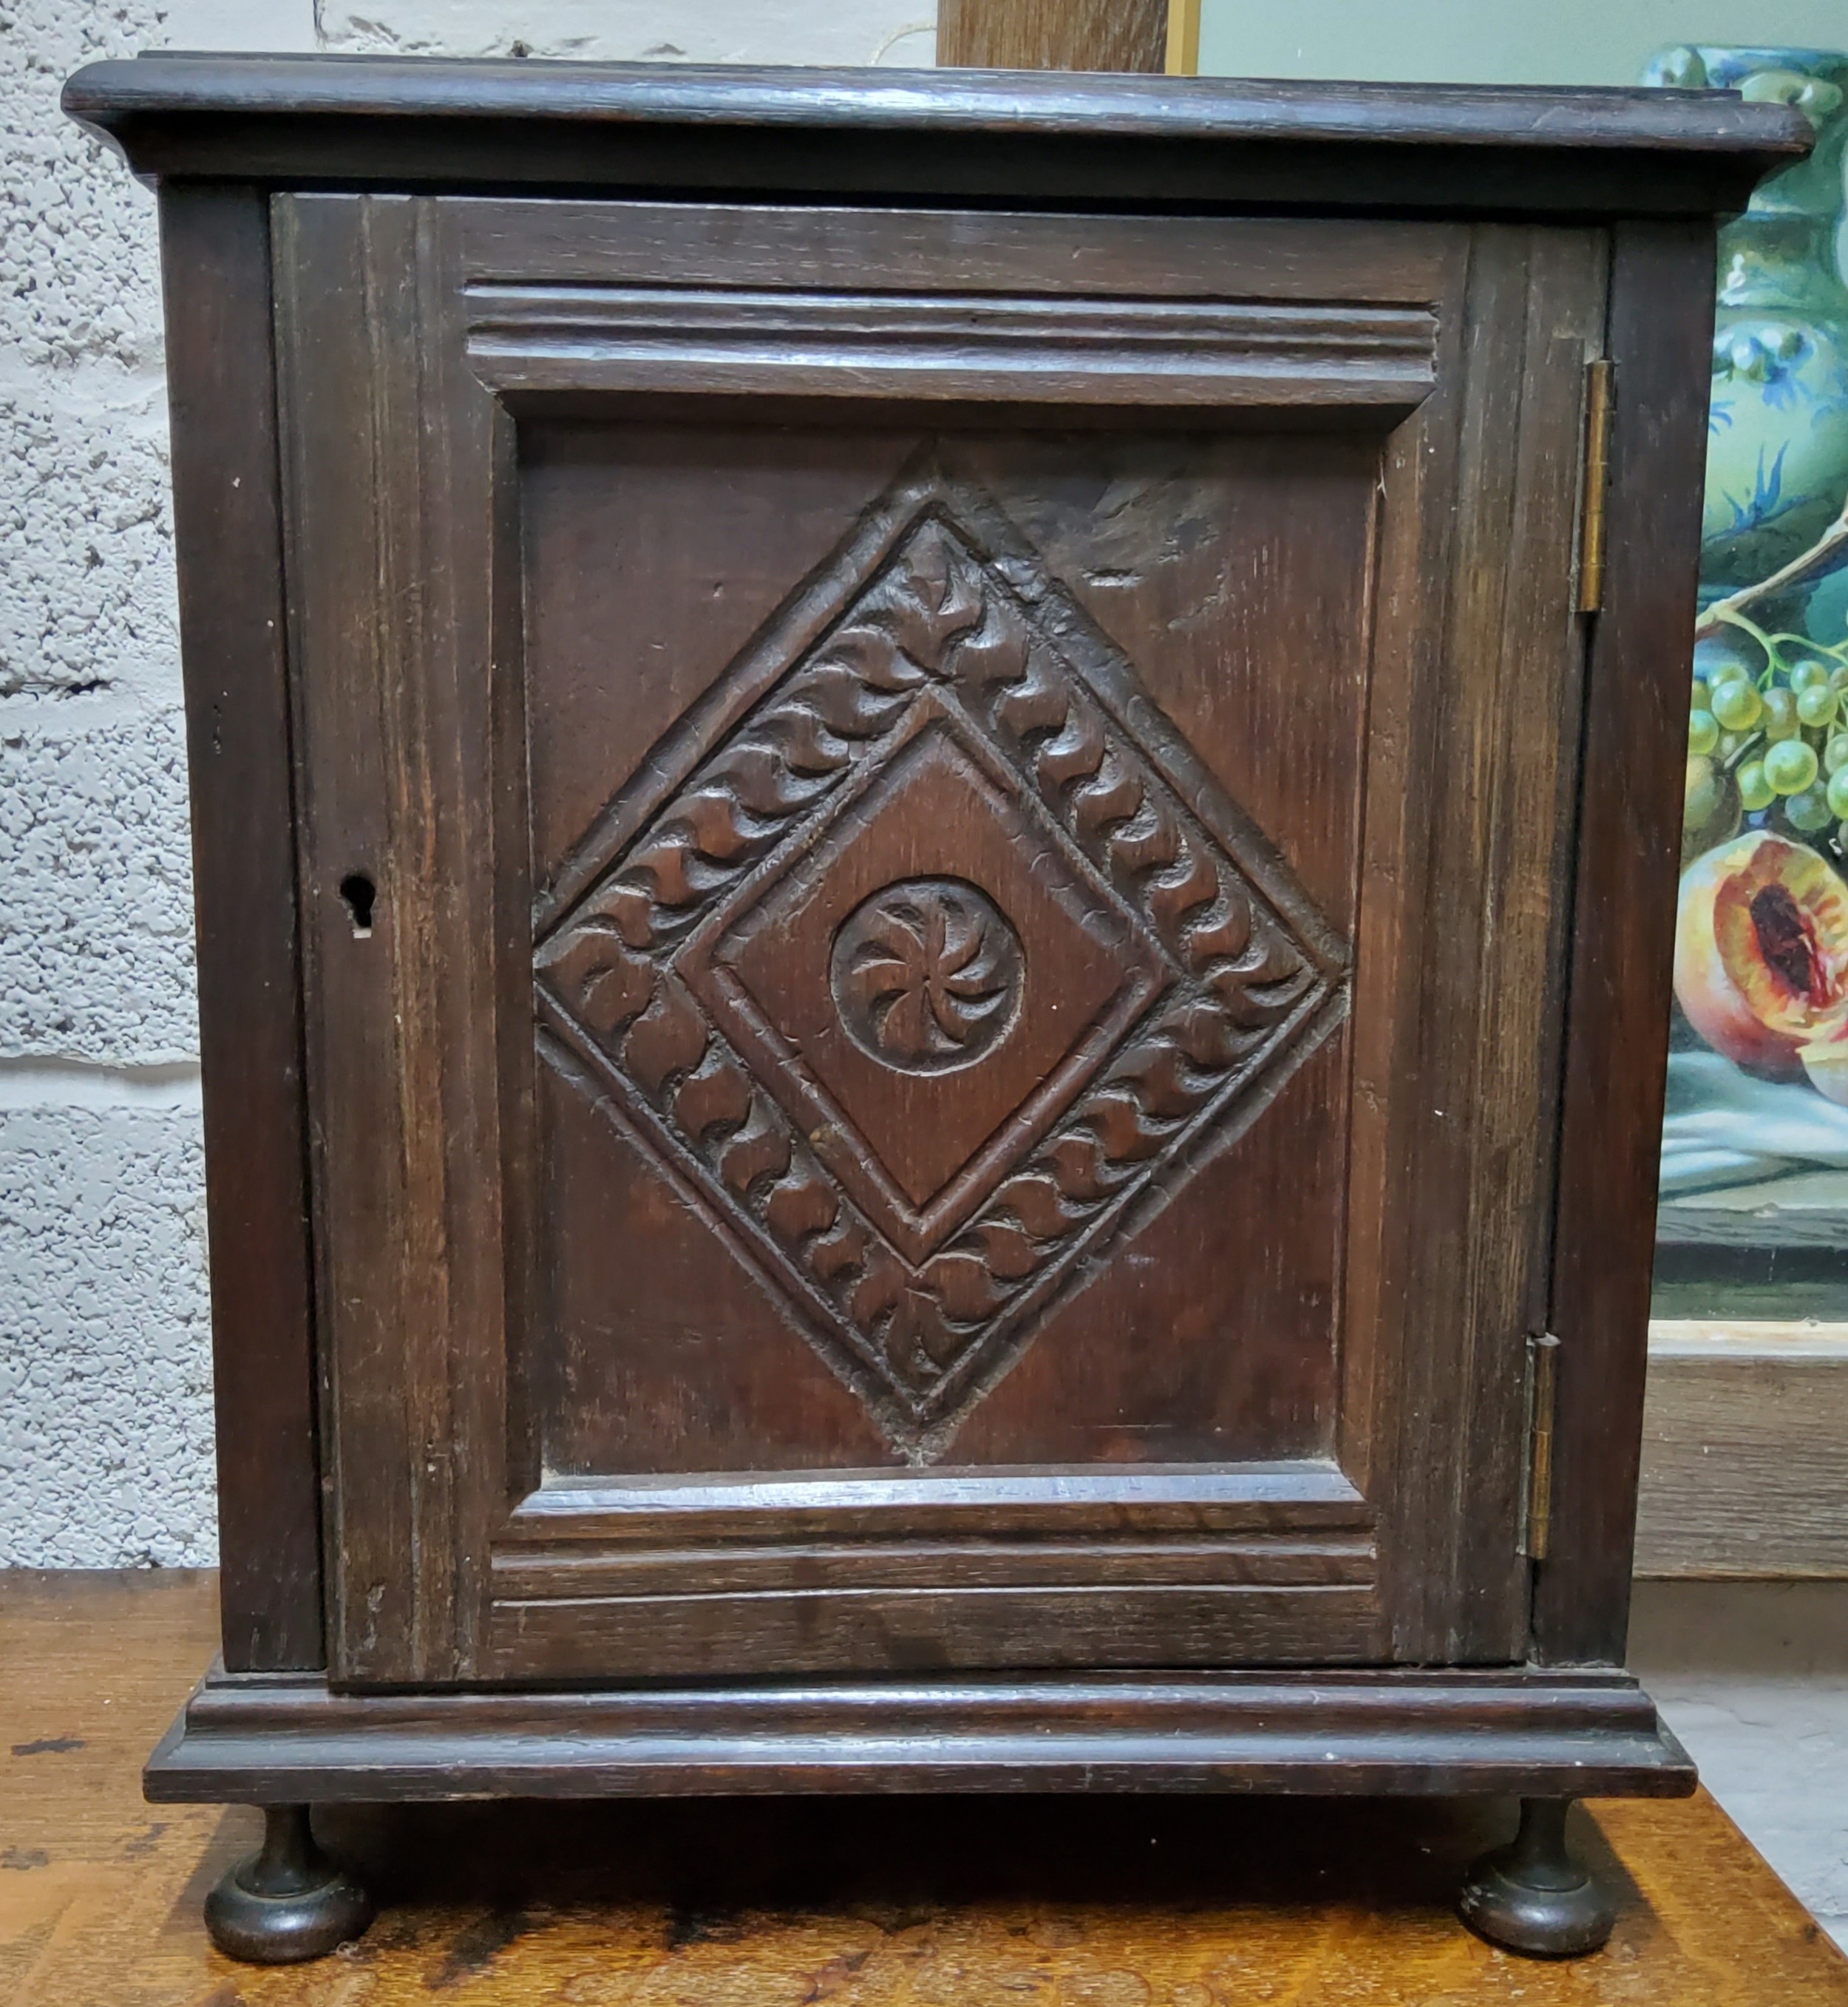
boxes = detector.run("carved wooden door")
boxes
[276,195,1605,1685]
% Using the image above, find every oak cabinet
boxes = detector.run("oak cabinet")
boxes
[65,53,1804,1964]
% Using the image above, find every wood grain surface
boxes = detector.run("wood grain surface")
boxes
[1637,1325,1848,1578]
[5,1570,1845,2006]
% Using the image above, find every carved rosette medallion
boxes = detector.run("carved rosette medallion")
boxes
[831,879,1023,1073]
[534,458,1351,1458]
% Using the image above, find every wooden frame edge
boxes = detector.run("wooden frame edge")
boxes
[1637,1322,1848,1578]
[1165,0,1203,78]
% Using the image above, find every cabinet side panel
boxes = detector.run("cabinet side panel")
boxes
[1538,221,1717,1667]
[157,184,322,1671]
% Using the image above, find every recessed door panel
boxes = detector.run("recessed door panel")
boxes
[524,420,1362,1478]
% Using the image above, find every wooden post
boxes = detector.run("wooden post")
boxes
[937,0,1169,72]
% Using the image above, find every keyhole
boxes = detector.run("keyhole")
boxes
[339,873,376,940]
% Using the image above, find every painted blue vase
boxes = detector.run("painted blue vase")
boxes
[1645,46,1848,592]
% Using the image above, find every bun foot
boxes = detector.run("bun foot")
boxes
[204,1804,374,1963]
[1458,1797,1616,1957]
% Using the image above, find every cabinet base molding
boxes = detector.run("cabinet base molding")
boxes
[146,1664,1694,1804]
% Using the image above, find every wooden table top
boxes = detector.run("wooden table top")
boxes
[4,1568,1844,2006]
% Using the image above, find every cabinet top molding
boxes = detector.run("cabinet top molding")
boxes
[64,55,1807,217]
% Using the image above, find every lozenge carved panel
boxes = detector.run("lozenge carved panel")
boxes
[535,457,1351,1458]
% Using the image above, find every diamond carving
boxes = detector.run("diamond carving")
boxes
[693,713,1165,1252]
[534,457,1351,1458]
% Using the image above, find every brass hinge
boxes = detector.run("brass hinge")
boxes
[1576,359,1614,614]
[1521,1331,1561,1561]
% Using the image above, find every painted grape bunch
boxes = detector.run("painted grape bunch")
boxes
[830,878,1022,1073]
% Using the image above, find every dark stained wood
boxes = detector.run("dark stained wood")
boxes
[292,196,1416,1680]
[452,198,1472,307]
[469,285,1439,409]
[9,1571,1844,2006]
[517,408,1377,1504]
[489,1589,1388,1681]
[203,1803,373,1963]
[256,190,1620,1687]
[1342,227,1605,1665]
[59,55,1808,157]
[1458,1797,1617,1955]
[270,194,417,1684]
[146,1660,1693,1803]
[1537,223,1722,1668]
[63,58,1807,219]
[64,58,1800,1950]
[276,194,514,1686]
[155,185,322,1674]
[937,0,1169,73]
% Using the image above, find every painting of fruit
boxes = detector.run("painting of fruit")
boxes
[1649,46,1848,1310]
[1674,831,1848,1077]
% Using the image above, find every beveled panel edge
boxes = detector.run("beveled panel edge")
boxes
[506,1461,1371,1544]
[485,1584,1387,1681]
[143,1660,1697,1803]
[492,1538,1379,1600]
[489,1468,1382,1676]
[464,288,1438,409]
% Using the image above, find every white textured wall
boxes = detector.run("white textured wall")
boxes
[1631,1582,1848,1952]
[312,1,937,64]
[0,0,933,1569]
[1,0,204,1564]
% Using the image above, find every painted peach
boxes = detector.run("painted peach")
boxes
[1674,831,1848,1079]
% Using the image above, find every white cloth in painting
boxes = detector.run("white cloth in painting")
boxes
[1660,1049,1848,1194]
